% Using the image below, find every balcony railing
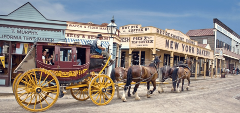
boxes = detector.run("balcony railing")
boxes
[215,48,240,59]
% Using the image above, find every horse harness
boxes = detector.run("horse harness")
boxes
[129,63,159,86]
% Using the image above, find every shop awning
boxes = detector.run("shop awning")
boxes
[65,38,109,48]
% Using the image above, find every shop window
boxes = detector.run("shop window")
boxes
[203,39,207,44]
[132,51,139,65]
[121,52,125,67]
[0,42,10,75]
[216,39,219,48]
[60,48,72,61]
[140,51,145,65]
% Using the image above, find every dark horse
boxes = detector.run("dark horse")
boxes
[121,56,161,102]
[110,67,130,99]
[160,58,192,93]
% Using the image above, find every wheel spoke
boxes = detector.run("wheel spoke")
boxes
[92,92,99,97]
[34,71,37,85]
[34,94,37,109]
[106,91,112,95]
[26,93,34,107]
[40,74,50,86]
[99,94,102,103]
[94,93,100,102]
[46,94,55,100]
[38,71,43,85]
[39,93,49,105]
[21,92,34,103]
[20,80,33,87]
[42,79,54,87]
[72,89,78,93]
[38,94,43,109]
[27,73,36,86]
[104,93,110,100]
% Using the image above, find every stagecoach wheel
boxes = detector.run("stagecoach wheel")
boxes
[14,71,51,105]
[89,74,115,106]
[12,73,22,93]
[70,75,95,101]
[14,68,60,112]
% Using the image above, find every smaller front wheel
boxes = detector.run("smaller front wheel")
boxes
[89,74,115,105]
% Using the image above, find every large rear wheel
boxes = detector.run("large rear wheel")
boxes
[89,74,115,105]
[14,68,60,112]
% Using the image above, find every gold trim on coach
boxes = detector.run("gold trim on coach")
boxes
[50,69,88,77]
[90,55,103,58]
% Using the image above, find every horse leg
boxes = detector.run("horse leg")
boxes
[186,76,190,91]
[148,81,157,98]
[121,86,128,102]
[127,85,131,97]
[116,85,121,99]
[158,83,164,93]
[181,79,184,91]
[176,79,181,93]
[132,84,140,100]
[147,81,151,98]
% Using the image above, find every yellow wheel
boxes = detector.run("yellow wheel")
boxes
[70,74,96,101]
[12,73,22,93]
[14,68,60,112]
[89,74,115,105]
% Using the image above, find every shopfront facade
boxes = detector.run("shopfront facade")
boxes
[0,2,67,86]
[119,24,214,78]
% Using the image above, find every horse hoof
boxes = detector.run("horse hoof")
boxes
[147,95,151,98]
[135,97,141,100]
[186,87,189,91]
[122,98,127,102]
[128,94,131,97]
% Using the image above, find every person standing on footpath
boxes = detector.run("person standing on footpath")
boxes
[236,66,239,75]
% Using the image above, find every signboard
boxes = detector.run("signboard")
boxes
[0,27,63,42]
[156,36,213,59]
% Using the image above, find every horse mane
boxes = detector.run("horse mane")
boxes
[149,63,155,67]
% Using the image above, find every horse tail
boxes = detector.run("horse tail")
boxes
[172,68,178,90]
[110,68,116,82]
[125,67,132,88]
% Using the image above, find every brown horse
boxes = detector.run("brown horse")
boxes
[121,56,161,102]
[160,58,192,93]
[110,67,130,99]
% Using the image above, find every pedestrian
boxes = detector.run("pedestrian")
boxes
[232,67,235,75]
[236,66,239,75]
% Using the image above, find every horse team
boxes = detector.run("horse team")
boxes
[110,55,193,102]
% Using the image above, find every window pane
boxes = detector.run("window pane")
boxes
[203,39,207,44]
[60,48,72,61]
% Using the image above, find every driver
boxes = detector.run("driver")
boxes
[92,34,114,64]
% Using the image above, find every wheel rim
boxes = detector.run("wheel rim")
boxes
[12,73,22,93]
[89,74,115,105]
[14,68,59,112]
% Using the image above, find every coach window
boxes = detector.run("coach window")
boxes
[60,48,72,61]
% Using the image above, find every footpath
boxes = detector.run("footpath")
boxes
[0,74,237,97]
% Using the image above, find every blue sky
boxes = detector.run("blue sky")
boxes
[1,0,240,34]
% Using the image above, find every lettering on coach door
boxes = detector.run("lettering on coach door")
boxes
[165,39,210,57]
[131,36,154,47]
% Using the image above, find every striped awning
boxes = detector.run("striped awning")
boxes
[65,38,109,48]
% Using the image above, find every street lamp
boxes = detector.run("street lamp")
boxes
[106,16,117,76]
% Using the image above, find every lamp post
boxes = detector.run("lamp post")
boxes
[107,16,117,76]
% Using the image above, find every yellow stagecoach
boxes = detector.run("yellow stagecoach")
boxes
[12,41,115,112]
